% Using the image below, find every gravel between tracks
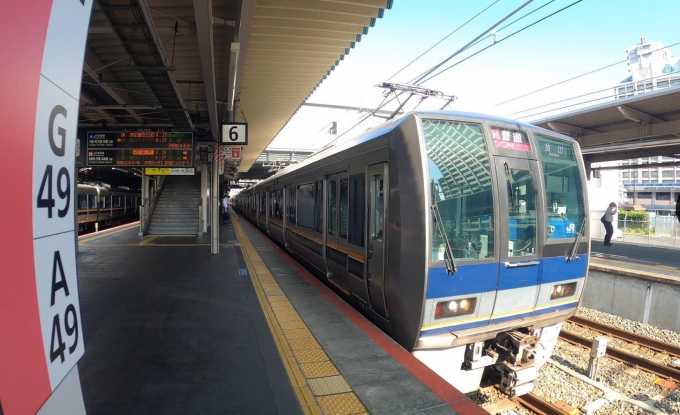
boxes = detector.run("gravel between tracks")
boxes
[576,307,680,348]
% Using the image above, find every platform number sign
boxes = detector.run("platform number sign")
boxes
[32,82,85,389]
[220,122,248,145]
[28,0,89,392]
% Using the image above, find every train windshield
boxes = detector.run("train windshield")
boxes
[423,120,495,261]
[535,133,586,239]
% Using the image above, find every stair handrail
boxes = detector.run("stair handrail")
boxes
[140,176,165,235]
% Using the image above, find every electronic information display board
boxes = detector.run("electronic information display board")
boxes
[86,131,194,167]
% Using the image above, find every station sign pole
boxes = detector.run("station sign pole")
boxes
[0,1,93,414]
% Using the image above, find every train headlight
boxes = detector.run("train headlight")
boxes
[550,282,577,300]
[435,298,476,319]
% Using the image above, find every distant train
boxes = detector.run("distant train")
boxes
[77,184,141,233]
[233,111,589,396]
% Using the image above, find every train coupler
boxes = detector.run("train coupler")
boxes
[498,364,538,397]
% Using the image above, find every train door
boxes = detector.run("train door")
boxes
[366,163,388,318]
[490,156,542,322]
[325,172,350,290]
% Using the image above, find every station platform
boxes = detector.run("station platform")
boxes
[590,239,680,278]
[75,213,486,415]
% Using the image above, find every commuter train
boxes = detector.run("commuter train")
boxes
[77,184,141,233]
[233,111,589,396]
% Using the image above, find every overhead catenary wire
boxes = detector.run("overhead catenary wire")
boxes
[496,40,680,106]
[417,0,585,85]
[386,0,503,82]
[411,0,536,85]
[407,0,556,85]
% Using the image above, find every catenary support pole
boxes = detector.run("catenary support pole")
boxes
[211,158,219,254]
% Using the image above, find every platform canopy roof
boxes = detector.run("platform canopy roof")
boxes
[531,86,680,164]
[80,0,392,174]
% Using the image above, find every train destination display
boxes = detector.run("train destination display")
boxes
[86,131,194,167]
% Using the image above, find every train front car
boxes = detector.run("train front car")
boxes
[411,113,589,396]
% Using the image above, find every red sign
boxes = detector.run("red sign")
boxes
[231,147,242,159]
[491,127,532,152]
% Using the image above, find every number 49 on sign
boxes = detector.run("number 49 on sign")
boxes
[220,122,248,145]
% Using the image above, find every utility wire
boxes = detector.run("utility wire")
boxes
[412,0,536,85]
[386,0,502,82]
[419,0,585,85]
[465,0,556,51]
[512,70,680,116]
[408,0,556,85]
[496,40,680,106]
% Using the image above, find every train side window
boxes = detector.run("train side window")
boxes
[272,189,283,219]
[78,194,85,209]
[328,180,337,235]
[348,173,365,247]
[297,183,315,229]
[314,181,323,232]
[287,187,296,224]
[370,175,385,241]
[114,196,122,208]
[100,196,107,208]
[423,120,495,261]
[88,195,97,208]
[339,179,348,239]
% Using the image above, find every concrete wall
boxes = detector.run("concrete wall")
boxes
[582,266,680,333]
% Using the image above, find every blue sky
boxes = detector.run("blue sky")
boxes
[269,0,680,149]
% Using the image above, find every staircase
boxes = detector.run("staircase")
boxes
[147,175,201,235]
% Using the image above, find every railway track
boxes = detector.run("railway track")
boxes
[480,387,574,415]
[569,315,680,358]
[514,392,575,415]
[561,316,680,381]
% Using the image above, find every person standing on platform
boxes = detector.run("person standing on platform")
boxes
[602,202,617,246]
[222,194,231,223]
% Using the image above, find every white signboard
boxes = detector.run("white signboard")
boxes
[220,122,248,145]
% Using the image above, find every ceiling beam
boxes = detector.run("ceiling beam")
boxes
[617,105,665,124]
[193,0,220,141]
[82,46,145,123]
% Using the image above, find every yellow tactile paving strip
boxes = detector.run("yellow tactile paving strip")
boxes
[232,215,369,415]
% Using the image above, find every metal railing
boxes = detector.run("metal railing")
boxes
[139,176,165,235]
[590,214,680,248]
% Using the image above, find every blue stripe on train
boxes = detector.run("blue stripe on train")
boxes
[426,254,588,299]
[426,263,499,299]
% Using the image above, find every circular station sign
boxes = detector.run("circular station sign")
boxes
[0,1,93,414]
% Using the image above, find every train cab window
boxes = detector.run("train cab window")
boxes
[328,181,337,235]
[348,173,365,247]
[339,179,348,239]
[536,134,586,239]
[504,166,537,257]
[78,194,86,209]
[423,120,495,260]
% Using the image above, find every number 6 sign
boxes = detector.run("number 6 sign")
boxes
[220,122,248,145]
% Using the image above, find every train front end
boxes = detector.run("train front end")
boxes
[412,114,589,396]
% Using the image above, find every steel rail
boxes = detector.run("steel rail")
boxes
[559,330,680,380]
[569,316,680,357]
[514,392,573,415]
